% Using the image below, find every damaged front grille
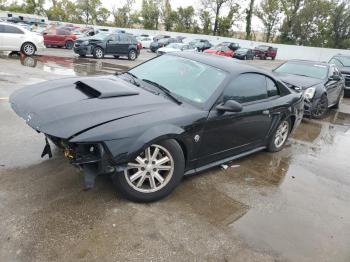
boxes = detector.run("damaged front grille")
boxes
[46,135,102,164]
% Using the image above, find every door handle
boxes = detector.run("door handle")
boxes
[262,110,270,115]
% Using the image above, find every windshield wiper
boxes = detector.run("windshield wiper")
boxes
[141,79,182,105]
[116,71,141,87]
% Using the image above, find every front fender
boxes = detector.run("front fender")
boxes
[104,124,185,164]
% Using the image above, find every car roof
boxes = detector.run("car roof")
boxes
[284,59,330,67]
[168,52,267,74]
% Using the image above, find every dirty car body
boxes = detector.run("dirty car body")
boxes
[10,53,304,202]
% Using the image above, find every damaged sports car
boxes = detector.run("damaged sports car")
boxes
[10,53,304,202]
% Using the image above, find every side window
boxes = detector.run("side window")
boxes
[223,73,268,103]
[4,25,24,34]
[266,77,279,97]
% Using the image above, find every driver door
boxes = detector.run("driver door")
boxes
[196,73,275,167]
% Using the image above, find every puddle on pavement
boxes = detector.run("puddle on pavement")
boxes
[0,52,129,76]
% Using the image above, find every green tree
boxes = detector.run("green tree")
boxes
[75,0,109,25]
[200,0,234,35]
[216,4,239,36]
[174,6,195,32]
[279,0,303,43]
[291,0,332,46]
[161,0,176,31]
[245,0,255,39]
[199,10,212,34]
[255,0,282,42]
[326,1,350,48]
[140,0,160,29]
[46,0,82,23]
[23,0,46,15]
[112,0,135,28]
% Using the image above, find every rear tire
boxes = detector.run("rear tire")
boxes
[93,47,104,59]
[21,42,36,56]
[113,139,185,202]
[267,119,291,152]
[65,40,74,49]
[128,49,137,61]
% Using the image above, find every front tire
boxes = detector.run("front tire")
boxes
[65,40,74,49]
[113,139,185,202]
[93,47,104,59]
[21,42,36,56]
[128,49,137,61]
[311,94,328,119]
[267,119,291,152]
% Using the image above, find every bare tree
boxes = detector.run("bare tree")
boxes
[200,0,234,35]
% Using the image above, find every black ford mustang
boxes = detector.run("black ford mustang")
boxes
[10,53,304,202]
[273,60,344,118]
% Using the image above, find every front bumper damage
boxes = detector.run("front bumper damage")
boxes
[43,135,123,189]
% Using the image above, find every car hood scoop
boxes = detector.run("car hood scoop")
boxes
[75,79,139,98]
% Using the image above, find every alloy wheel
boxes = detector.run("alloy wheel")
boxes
[96,48,103,58]
[23,43,35,56]
[274,121,289,148]
[129,50,136,60]
[124,144,174,193]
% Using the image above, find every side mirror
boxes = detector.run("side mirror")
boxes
[216,100,243,113]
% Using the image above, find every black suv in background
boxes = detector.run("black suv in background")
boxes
[74,32,139,60]
[190,39,212,52]
[329,54,350,96]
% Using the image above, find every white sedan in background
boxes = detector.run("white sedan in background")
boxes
[0,22,45,56]
[137,36,153,49]
[157,43,198,55]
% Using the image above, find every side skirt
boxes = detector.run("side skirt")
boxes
[184,146,266,176]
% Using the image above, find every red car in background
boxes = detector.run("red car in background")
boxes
[43,28,77,49]
[203,45,234,57]
[254,45,278,60]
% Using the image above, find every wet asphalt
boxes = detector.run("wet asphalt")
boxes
[1,49,350,262]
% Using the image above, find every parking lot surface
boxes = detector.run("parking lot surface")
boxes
[1,49,350,262]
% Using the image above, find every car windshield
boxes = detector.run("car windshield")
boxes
[129,55,227,104]
[335,56,350,67]
[275,62,328,79]
[237,48,248,52]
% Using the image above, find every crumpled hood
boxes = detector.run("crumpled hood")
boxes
[273,72,324,90]
[10,75,174,139]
